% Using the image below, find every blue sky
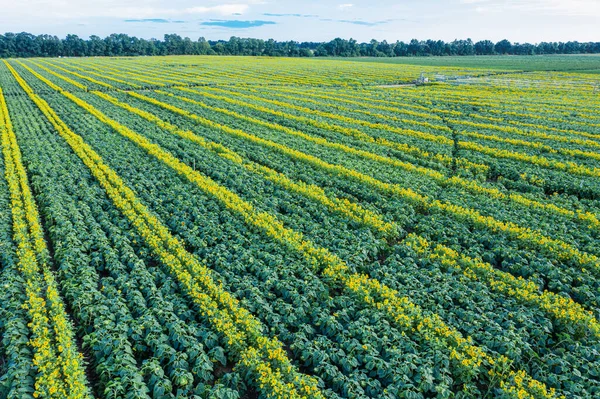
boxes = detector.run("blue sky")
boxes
[1,0,598,42]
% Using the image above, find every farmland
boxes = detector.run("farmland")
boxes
[343,54,600,73]
[0,55,599,399]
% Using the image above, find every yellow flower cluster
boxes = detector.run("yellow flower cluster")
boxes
[219,86,600,182]
[519,172,546,187]
[0,83,91,399]
[10,61,325,399]
[451,118,600,156]
[266,85,600,172]
[261,85,453,132]
[404,234,600,338]
[49,60,139,88]
[35,68,566,398]
[182,87,600,232]
[209,86,456,146]
[239,343,320,399]
[134,86,599,269]
[94,89,395,236]
[271,85,443,121]
[497,370,563,399]
[459,140,600,179]
[36,60,113,89]
[174,87,468,180]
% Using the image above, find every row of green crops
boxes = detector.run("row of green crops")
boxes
[0,55,598,398]
[0,63,238,399]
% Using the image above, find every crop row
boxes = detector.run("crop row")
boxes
[5,60,325,399]
[5,57,600,397]
[175,85,600,229]
[215,85,600,180]
[2,63,230,398]
[29,60,600,334]
[12,59,578,398]
[23,60,600,305]
[0,87,91,399]
[265,85,600,164]
[40,58,600,202]
[90,87,600,338]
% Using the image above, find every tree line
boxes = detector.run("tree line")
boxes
[1,32,599,58]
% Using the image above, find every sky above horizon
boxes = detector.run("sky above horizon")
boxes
[1,0,598,43]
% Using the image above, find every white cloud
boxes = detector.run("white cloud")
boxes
[0,0,597,43]
[185,4,250,15]
[0,1,258,20]
[460,0,600,17]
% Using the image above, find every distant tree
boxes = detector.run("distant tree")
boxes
[376,40,394,57]
[452,39,475,55]
[442,42,456,55]
[494,39,512,55]
[564,41,581,54]
[195,37,211,55]
[164,34,184,55]
[63,34,87,56]
[474,40,495,55]
[299,48,313,57]
[347,38,360,56]
[393,41,408,56]
[128,36,144,56]
[322,38,360,57]
[366,39,380,56]
[104,34,123,56]
[0,34,12,57]
[149,38,164,55]
[36,34,63,57]
[86,35,105,56]
[313,44,328,57]
[408,39,422,56]
[426,40,445,56]
[1,31,599,58]
[15,32,39,57]
[512,42,535,55]
[212,42,225,55]
[586,42,600,53]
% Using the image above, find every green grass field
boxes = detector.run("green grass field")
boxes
[337,54,600,73]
